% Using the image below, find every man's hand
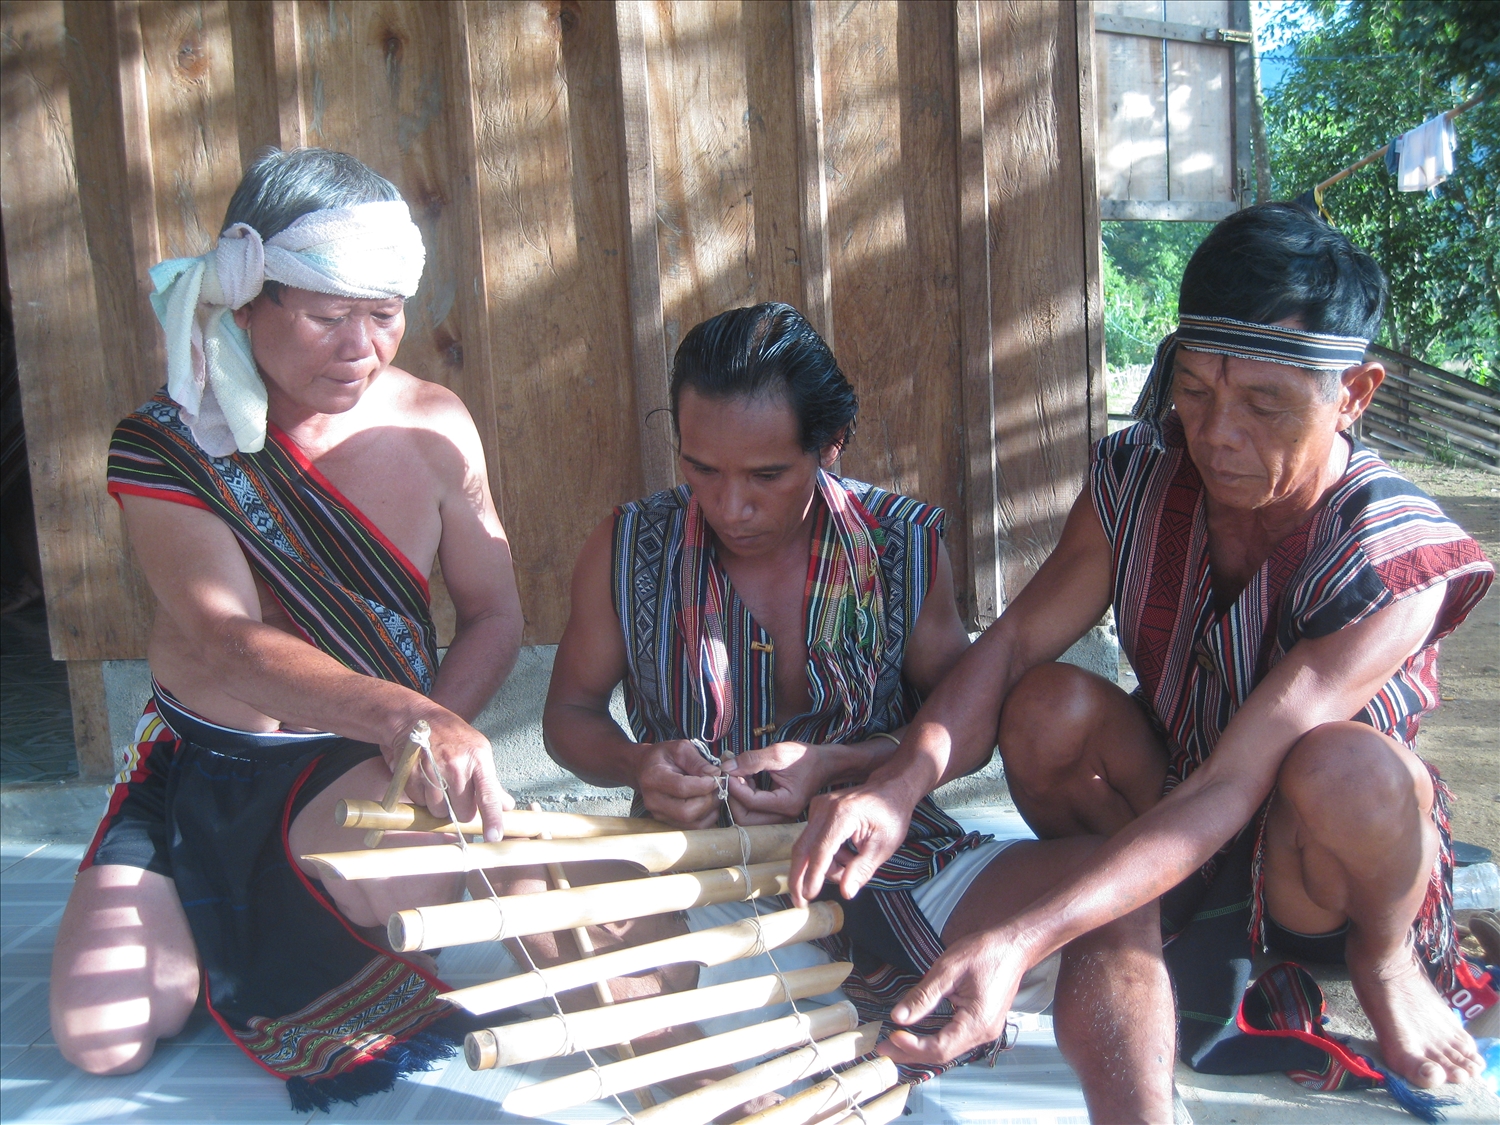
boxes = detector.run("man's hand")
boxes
[396,708,514,843]
[787,781,917,905]
[878,928,1029,1066]
[725,742,828,825]
[638,741,723,829]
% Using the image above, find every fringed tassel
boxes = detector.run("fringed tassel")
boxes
[285,1018,467,1113]
[1131,333,1178,423]
[1375,1065,1460,1123]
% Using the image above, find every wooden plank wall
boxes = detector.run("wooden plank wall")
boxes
[1,0,1102,772]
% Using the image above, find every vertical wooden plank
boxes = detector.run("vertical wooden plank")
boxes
[1076,1,1106,445]
[614,0,673,495]
[1229,0,1252,207]
[981,0,1094,597]
[1093,30,1166,201]
[819,0,968,608]
[66,660,112,779]
[465,0,641,643]
[227,0,281,162]
[743,0,805,310]
[1,0,137,660]
[954,0,1000,626]
[271,0,304,147]
[138,1,243,259]
[790,0,832,349]
[1166,36,1232,202]
[640,1,755,361]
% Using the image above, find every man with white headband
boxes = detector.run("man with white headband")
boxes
[50,149,523,1110]
[789,203,1493,1111]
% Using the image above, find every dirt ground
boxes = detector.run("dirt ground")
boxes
[1392,460,1500,860]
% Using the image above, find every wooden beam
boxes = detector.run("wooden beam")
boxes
[66,660,112,780]
[1094,13,1248,46]
[1100,198,1238,221]
[954,0,1001,626]
[790,0,832,351]
[1076,0,1106,445]
[613,0,674,495]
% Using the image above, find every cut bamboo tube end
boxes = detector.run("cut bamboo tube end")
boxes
[338,801,662,838]
[827,1084,908,1125]
[441,901,843,1015]
[732,1055,898,1125]
[466,962,852,1070]
[390,861,791,952]
[307,822,803,883]
[362,721,430,848]
[617,1022,883,1125]
[502,1001,859,1118]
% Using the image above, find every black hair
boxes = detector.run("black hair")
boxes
[669,303,857,455]
[1179,202,1386,343]
[221,147,402,303]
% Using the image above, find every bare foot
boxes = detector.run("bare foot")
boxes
[1349,944,1484,1088]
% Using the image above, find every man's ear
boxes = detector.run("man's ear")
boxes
[818,429,847,470]
[1338,361,1384,431]
[231,302,254,331]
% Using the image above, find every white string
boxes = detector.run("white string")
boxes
[415,743,642,1123]
[716,761,872,1124]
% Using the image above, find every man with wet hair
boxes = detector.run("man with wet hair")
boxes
[51,148,524,1110]
[544,303,1176,1122]
[790,204,1493,1098]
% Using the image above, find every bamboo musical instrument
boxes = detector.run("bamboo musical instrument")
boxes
[613,1024,885,1125]
[363,721,430,847]
[500,1001,860,1118]
[467,962,852,1070]
[441,902,843,1014]
[306,822,802,883]
[389,861,791,952]
[731,1055,899,1125]
[338,800,662,838]
[825,1084,908,1125]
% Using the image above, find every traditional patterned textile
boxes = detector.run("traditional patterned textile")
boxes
[93,394,460,1110]
[1091,414,1493,1075]
[613,475,992,1080]
[108,391,437,692]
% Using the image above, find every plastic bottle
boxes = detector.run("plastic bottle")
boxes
[1453,862,1500,911]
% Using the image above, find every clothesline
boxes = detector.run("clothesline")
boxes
[1314,92,1485,197]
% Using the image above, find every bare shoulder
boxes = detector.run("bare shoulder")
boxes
[372,368,486,475]
[573,513,618,598]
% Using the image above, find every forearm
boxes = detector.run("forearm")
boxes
[544,700,648,790]
[819,731,906,787]
[207,617,439,746]
[431,609,523,723]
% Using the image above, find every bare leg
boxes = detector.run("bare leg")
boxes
[941,838,1176,1123]
[50,865,200,1075]
[1263,723,1482,1088]
[999,663,1167,838]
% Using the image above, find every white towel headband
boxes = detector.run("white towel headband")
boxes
[148,199,426,455]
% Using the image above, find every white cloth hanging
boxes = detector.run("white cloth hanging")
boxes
[1396,113,1457,192]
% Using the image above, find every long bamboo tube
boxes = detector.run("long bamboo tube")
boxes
[390,861,790,952]
[613,1024,885,1125]
[825,1084,908,1125]
[442,902,843,1014]
[306,823,802,883]
[501,1001,859,1118]
[362,722,430,848]
[468,962,851,1070]
[730,1057,898,1125]
[338,801,662,838]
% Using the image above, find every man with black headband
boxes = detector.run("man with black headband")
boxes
[789,203,1493,1099]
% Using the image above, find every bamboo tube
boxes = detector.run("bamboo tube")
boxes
[390,861,790,952]
[362,721,430,848]
[731,1057,898,1125]
[825,1084,907,1125]
[614,1024,884,1125]
[468,962,852,1070]
[501,1001,860,1118]
[442,902,844,1014]
[306,823,802,883]
[338,800,662,838]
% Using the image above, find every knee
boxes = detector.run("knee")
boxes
[999,663,1104,784]
[1276,723,1428,832]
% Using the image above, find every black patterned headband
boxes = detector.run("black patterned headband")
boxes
[1132,315,1370,426]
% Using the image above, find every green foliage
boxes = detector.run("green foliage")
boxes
[1102,222,1213,367]
[1264,1,1498,380]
